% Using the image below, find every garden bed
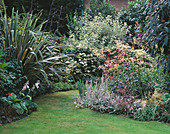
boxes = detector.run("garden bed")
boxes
[0,90,169,134]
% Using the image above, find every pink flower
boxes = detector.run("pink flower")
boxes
[108,68,112,73]
[130,71,134,75]
[110,75,114,79]
[124,63,129,66]
[22,82,29,91]
[126,67,129,69]
[137,61,142,64]
[107,64,111,67]
[132,58,137,61]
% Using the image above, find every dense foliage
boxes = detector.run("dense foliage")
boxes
[0,1,70,124]
[0,59,28,97]
[119,0,146,49]
[67,0,170,124]
[0,47,37,124]
[53,82,77,92]
[67,13,128,48]
[138,0,169,72]
[87,0,118,19]
[4,0,85,34]
[66,47,102,82]
[0,5,69,85]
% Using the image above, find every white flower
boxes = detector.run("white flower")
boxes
[35,81,40,89]
[22,81,29,91]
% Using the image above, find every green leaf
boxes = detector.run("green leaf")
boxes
[14,99,21,102]
[10,93,17,101]
[162,35,168,48]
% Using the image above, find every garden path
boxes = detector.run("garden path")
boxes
[0,90,169,134]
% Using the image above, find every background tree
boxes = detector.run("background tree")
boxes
[4,0,85,35]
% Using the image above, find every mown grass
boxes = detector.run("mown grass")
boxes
[0,90,169,134]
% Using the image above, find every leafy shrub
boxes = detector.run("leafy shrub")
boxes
[66,47,102,82]
[87,0,118,20]
[92,43,169,123]
[138,0,169,72]
[67,13,128,48]
[0,59,28,97]
[134,92,170,124]
[53,82,77,92]
[0,46,28,97]
[134,104,155,121]
[0,47,9,71]
[119,0,146,48]
[0,92,37,124]
[96,43,169,99]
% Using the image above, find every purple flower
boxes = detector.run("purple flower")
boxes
[137,33,141,36]
[128,39,132,42]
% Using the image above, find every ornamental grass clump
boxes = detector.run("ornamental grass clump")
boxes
[0,3,69,84]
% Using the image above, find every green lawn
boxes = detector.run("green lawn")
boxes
[0,90,169,134]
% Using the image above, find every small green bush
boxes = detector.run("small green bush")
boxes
[87,0,118,20]
[53,82,77,92]
[0,47,28,97]
[134,95,170,124]
[0,92,37,124]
